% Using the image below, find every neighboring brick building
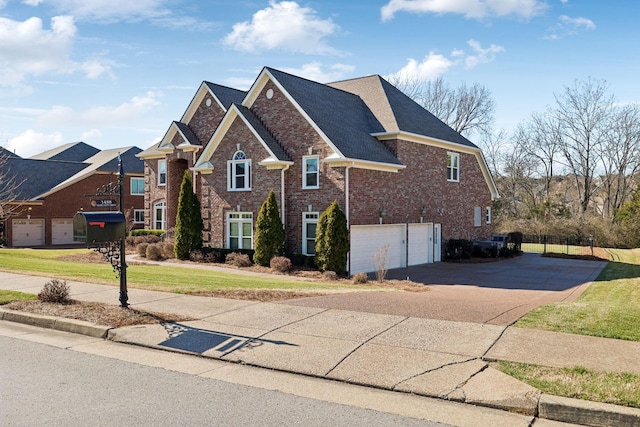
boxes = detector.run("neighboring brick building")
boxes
[1,142,144,247]
[138,67,499,273]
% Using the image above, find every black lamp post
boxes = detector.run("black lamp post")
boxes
[117,155,128,308]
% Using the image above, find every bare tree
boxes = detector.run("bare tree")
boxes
[598,103,640,219]
[388,76,495,138]
[0,149,25,236]
[553,78,615,214]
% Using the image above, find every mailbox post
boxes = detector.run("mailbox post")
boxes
[74,155,129,308]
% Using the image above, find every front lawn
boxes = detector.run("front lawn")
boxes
[0,248,395,298]
[515,248,640,341]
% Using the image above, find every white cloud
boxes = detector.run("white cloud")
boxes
[279,62,355,83]
[545,15,595,40]
[381,0,547,21]
[223,1,341,55]
[29,0,170,23]
[37,91,163,127]
[387,39,504,82]
[387,52,454,82]
[0,15,112,89]
[6,129,64,158]
[81,128,103,140]
[464,39,505,68]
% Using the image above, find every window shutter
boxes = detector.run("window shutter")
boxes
[474,207,482,227]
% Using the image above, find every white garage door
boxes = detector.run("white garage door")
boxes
[408,223,433,266]
[52,219,75,245]
[350,224,406,274]
[12,219,44,247]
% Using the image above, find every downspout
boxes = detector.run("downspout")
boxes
[281,165,290,227]
[345,165,351,274]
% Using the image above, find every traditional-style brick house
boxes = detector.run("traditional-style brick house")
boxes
[1,142,144,247]
[138,67,499,273]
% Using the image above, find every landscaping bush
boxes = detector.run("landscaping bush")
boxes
[254,190,285,266]
[130,229,165,237]
[270,256,292,273]
[322,270,338,281]
[146,243,163,261]
[161,242,175,259]
[352,272,368,284]
[38,279,70,304]
[288,252,316,268]
[315,201,349,274]
[226,252,252,267]
[137,243,150,257]
[445,239,474,260]
[174,170,203,260]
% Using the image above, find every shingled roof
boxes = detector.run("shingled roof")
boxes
[329,75,478,149]
[29,141,101,162]
[2,144,143,201]
[235,104,291,162]
[266,67,402,166]
[204,82,246,110]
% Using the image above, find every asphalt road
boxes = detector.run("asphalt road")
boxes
[285,253,607,325]
[0,334,450,427]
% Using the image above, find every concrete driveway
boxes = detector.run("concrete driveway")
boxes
[285,253,607,325]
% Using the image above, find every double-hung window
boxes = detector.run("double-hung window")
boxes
[154,201,166,230]
[303,156,319,189]
[486,206,492,224]
[158,160,167,186]
[447,152,460,182]
[131,177,144,195]
[228,151,251,191]
[302,212,319,255]
[227,212,253,249]
[134,209,145,224]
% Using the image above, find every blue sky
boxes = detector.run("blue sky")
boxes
[1,0,638,157]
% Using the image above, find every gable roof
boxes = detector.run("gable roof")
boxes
[204,82,246,110]
[5,158,88,201]
[0,147,20,159]
[29,141,101,162]
[235,104,291,163]
[328,75,478,149]
[2,144,143,201]
[260,68,402,167]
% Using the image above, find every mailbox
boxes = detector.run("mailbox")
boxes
[73,211,126,243]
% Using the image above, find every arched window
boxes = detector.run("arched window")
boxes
[227,150,251,191]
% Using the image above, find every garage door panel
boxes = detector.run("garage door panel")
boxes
[12,219,44,247]
[350,225,406,274]
[408,223,433,266]
[52,219,75,245]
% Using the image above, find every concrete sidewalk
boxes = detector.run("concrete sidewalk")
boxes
[1,271,639,426]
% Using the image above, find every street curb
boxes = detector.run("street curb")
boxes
[0,308,111,339]
[539,394,640,427]
[3,310,639,427]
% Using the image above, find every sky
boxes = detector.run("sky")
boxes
[1,0,639,158]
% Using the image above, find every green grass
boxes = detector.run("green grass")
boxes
[494,361,640,409]
[0,248,367,294]
[0,290,37,305]
[516,248,640,341]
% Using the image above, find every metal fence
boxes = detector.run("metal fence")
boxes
[521,234,595,256]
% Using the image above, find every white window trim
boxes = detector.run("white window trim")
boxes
[158,160,167,186]
[474,206,482,227]
[447,152,460,182]
[302,212,319,255]
[302,155,320,189]
[133,209,145,224]
[130,177,145,196]
[227,212,254,249]
[486,206,492,225]
[227,152,252,191]
[154,201,166,230]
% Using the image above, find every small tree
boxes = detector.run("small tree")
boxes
[315,201,349,274]
[174,170,203,259]
[253,190,285,266]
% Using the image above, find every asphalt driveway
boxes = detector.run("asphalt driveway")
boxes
[285,253,607,325]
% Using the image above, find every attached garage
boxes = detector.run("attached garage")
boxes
[408,223,433,266]
[52,219,76,245]
[12,219,44,247]
[350,224,406,274]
